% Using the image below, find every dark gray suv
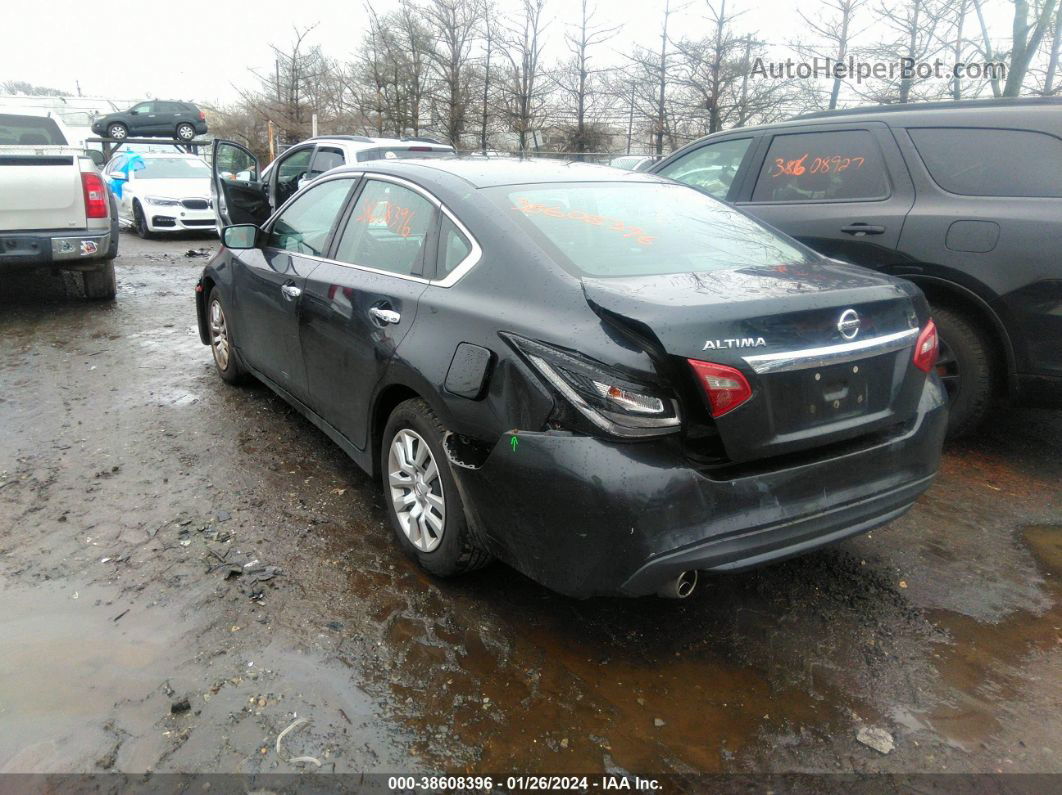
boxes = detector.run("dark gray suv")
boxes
[652,97,1062,437]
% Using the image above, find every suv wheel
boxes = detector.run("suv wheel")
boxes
[932,305,997,438]
[382,399,491,577]
[207,288,247,384]
[107,122,128,140]
[176,123,196,141]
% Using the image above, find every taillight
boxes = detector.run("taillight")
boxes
[81,173,108,219]
[688,360,753,417]
[913,318,939,373]
[198,110,206,121]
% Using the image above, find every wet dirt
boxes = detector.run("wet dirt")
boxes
[0,231,1059,776]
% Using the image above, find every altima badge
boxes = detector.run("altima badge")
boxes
[837,309,861,340]
[702,337,766,351]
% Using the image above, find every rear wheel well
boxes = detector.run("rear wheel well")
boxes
[909,278,1012,397]
[371,385,420,479]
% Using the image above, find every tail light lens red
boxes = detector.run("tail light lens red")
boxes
[81,172,108,219]
[913,318,939,373]
[198,110,206,121]
[688,359,753,417]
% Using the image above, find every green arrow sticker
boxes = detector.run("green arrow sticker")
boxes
[510,435,519,452]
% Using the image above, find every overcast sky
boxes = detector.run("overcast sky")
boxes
[3,0,1015,105]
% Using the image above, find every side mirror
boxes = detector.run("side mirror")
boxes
[221,224,259,250]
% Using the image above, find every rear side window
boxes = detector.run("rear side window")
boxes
[909,127,1062,198]
[751,130,889,203]
[266,178,353,256]
[355,147,454,162]
[308,147,345,178]
[438,216,472,276]
[0,114,67,145]
[333,180,435,276]
[657,138,751,200]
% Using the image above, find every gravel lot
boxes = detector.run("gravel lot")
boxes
[0,230,1059,778]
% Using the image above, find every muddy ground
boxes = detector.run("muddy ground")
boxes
[0,231,1059,781]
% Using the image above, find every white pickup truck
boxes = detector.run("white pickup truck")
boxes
[0,113,119,299]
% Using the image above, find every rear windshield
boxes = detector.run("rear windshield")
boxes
[488,182,812,277]
[133,157,209,179]
[355,147,454,162]
[0,114,67,146]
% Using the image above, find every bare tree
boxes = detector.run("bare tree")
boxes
[1044,3,1062,93]
[971,0,1004,96]
[860,0,952,103]
[476,3,499,152]
[553,0,620,153]
[1003,0,1059,95]
[499,0,550,154]
[794,0,869,109]
[424,0,480,146]
[248,24,329,143]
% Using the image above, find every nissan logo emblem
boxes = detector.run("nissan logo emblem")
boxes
[837,309,861,340]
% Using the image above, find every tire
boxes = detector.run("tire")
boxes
[176,123,196,141]
[83,261,116,300]
[207,288,247,384]
[932,305,997,438]
[133,201,153,240]
[107,122,128,140]
[381,399,491,578]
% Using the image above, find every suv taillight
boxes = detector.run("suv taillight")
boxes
[81,173,108,219]
[913,318,939,373]
[688,360,753,417]
[198,110,206,121]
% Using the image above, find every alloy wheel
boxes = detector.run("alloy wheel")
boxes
[935,336,960,402]
[108,124,127,140]
[209,299,230,371]
[177,124,194,140]
[387,429,445,553]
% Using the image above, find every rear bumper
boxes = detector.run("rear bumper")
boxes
[0,230,110,270]
[452,378,947,598]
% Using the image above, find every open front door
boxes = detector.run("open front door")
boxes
[212,139,270,228]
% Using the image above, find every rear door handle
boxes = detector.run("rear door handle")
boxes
[841,223,886,236]
[369,307,401,325]
[281,283,301,299]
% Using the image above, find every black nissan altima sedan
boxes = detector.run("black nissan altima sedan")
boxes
[197,147,947,599]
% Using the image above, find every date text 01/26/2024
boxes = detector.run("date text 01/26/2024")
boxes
[387,775,663,791]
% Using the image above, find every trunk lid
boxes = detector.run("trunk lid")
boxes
[0,147,86,232]
[582,260,928,463]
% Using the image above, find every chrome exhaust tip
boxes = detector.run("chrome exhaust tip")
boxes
[657,570,698,599]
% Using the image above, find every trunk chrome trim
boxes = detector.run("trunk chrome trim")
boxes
[742,328,919,374]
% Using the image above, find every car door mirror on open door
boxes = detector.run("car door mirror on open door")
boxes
[221,224,259,250]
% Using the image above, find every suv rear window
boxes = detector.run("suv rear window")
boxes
[908,127,1062,198]
[751,129,889,203]
[0,114,67,146]
[490,182,812,278]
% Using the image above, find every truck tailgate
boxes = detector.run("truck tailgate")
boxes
[0,147,86,232]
